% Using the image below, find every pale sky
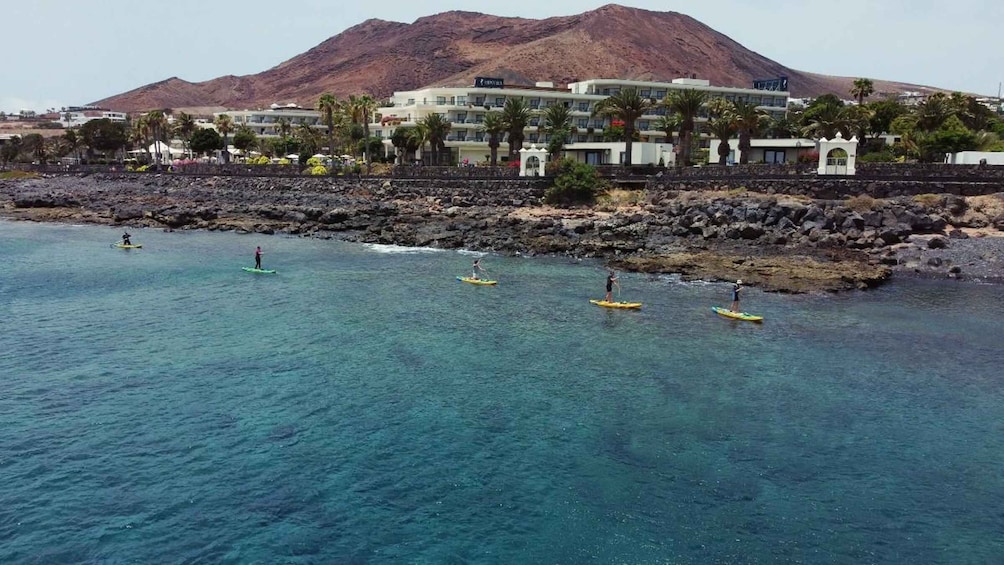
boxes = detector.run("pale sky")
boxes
[2,0,1001,113]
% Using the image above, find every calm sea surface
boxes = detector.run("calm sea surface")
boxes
[1,220,1002,564]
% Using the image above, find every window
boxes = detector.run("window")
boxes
[407,98,415,105]
[529,118,540,126]
[640,90,651,97]
[456,112,467,123]
[655,90,667,99]
[456,132,466,141]
[436,96,446,105]
[457,96,467,106]
[528,133,538,143]
[765,150,786,164]
[638,121,649,131]
[474,97,484,106]
[529,98,540,109]
[578,102,590,112]
[577,134,588,142]
[577,118,588,128]
[495,97,505,107]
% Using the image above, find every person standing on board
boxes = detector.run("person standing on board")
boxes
[605,271,620,302]
[254,246,263,270]
[122,231,132,245]
[471,258,488,280]
[730,279,743,312]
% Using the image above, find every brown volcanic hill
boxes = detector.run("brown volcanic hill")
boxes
[93,4,939,113]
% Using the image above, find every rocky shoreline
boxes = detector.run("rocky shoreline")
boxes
[1,173,1002,292]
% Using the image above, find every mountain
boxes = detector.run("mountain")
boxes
[93,4,937,113]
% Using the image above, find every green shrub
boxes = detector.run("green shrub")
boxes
[308,165,328,176]
[859,150,897,163]
[543,159,606,207]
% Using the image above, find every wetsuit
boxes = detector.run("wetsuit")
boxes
[255,249,262,269]
[732,284,741,303]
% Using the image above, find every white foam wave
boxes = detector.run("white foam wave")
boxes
[362,243,445,255]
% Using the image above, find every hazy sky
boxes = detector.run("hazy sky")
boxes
[2,0,1001,113]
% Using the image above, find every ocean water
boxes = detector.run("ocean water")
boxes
[1,220,1002,565]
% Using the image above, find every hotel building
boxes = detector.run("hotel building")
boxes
[213,104,327,138]
[371,77,791,165]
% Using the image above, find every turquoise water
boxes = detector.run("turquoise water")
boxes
[1,220,1002,564]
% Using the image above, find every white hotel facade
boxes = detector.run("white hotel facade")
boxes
[371,77,791,165]
[214,104,327,138]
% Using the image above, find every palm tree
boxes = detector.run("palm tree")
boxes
[347,94,379,172]
[144,110,170,168]
[663,89,708,166]
[501,97,531,162]
[541,103,575,159]
[174,112,196,158]
[732,100,768,164]
[850,78,875,106]
[800,103,848,139]
[62,129,82,164]
[407,124,429,163]
[480,112,506,166]
[317,94,340,160]
[915,94,953,132]
[654,114,681,145]
[276,117,292,156]
[706,114,739,166]
[418,113,451,165]
[295,122,321,156]
[766,114,799,139]
[592,88,653,166]
[130,115,151,163]
[214,114,234,163]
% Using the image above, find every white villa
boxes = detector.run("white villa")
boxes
[58,107,128,128]
[371,76,790,165]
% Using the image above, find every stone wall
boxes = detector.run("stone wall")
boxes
[648,177,1004,199]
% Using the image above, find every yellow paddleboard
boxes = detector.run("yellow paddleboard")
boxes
[457,276,497,286]
[590,299,642,309]
[712,306,763,323]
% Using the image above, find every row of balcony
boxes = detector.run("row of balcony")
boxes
[395,94,789,111]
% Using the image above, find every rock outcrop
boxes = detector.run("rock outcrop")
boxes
[3,174,1002,291]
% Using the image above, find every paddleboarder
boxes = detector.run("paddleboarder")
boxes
[730,279,742,312]
[254,246,263,270]
[122,231,132,246]
[472,258,488,280]
[605,271,620,302]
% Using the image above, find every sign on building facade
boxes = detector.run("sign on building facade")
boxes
[474,77,505,88]
[752,76,789,92]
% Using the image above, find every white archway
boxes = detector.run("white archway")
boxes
[817,132,858,175]
[519,144,548,177]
